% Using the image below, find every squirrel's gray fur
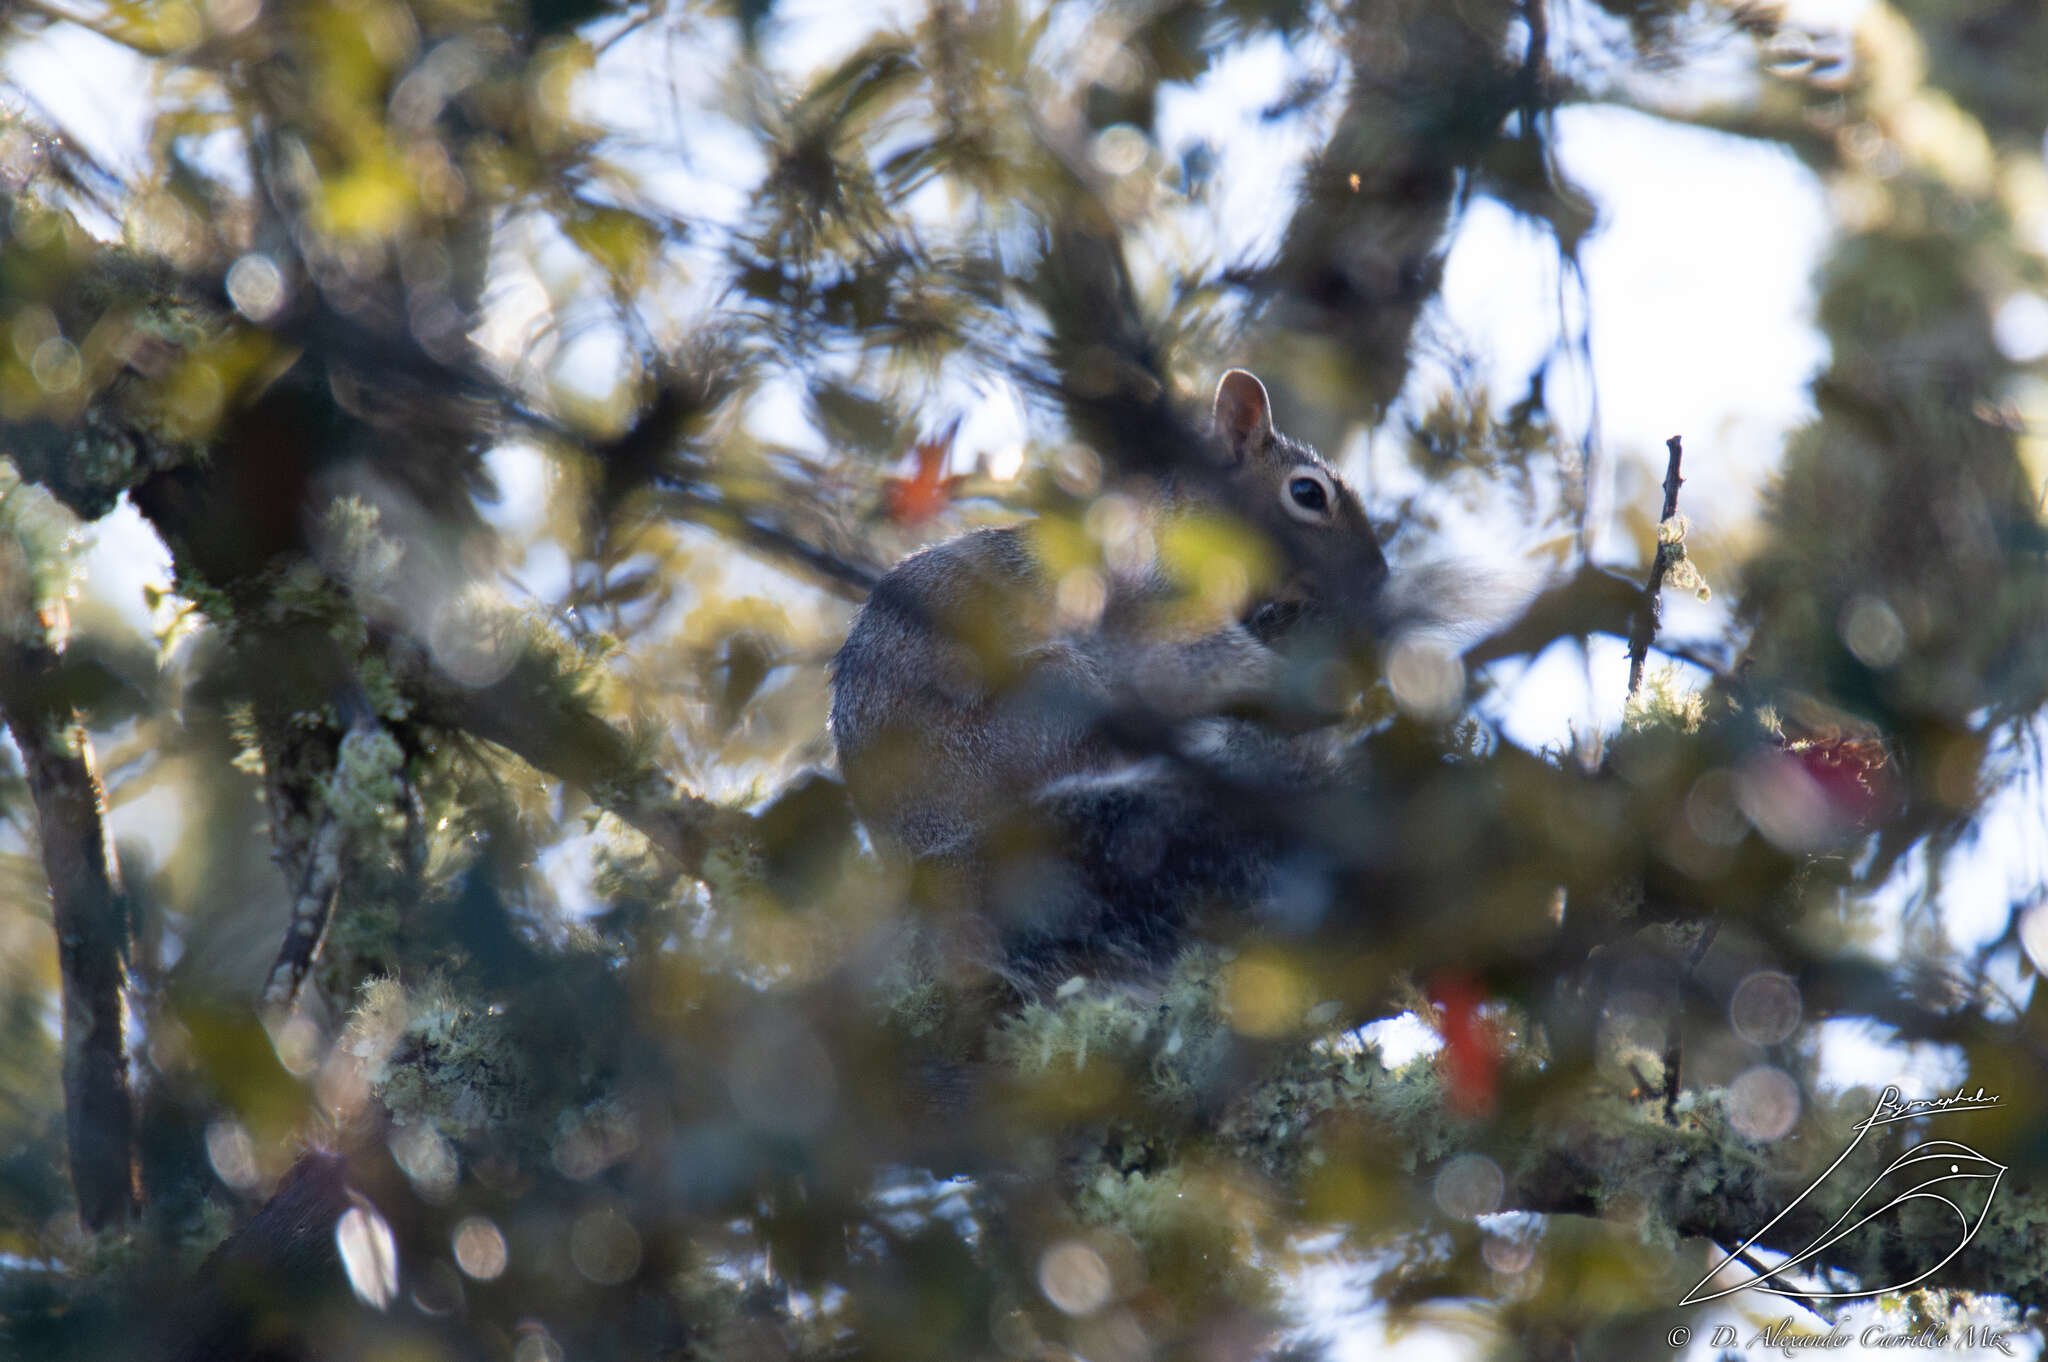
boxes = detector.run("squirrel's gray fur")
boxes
[831,370,1397,991]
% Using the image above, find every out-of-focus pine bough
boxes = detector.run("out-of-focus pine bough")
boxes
[0,1,2044,1360]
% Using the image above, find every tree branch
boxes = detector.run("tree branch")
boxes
[261,808,348,1014]
[392,633,752,874]
[166,1149,358,1362]
[0,637,135,1229]
[1256,0,1531,427]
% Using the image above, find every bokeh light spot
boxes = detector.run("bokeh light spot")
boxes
[227,253,287,323]
[1433,1153,1505,1220]
[727,1019,838,1138]
[337,1202,400,1309]
[29,336,79,394]
[512,1323,564,1362]
[452,1215,508,1281]
[1221,954,1309,1037]
[1840,594,1906,668]
[1386,635,1464,721]
[1685,768,1749,847]
[1728,1065,1802,1141]
[1037,1240,1112,1316]
[1091,125,1149,177]
[1729,971,1803,1046]
[205,1120,260,1191]
[2018,897,2048,975]
[569,1206,642,1285]
[390,1122,459,1202]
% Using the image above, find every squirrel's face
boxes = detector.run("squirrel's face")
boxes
[1209,369,1390,641]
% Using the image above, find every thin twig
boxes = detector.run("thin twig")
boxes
[1646,637,1734,685]
[1661,918,1720,1124]
[1520,0,1549,108]
[659,485,880,598]
[1732,1245,1837,1326]
[1624,434,1701,1122]
[1625,435,1685,696]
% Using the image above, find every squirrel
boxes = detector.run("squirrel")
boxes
[830,369,1399,990]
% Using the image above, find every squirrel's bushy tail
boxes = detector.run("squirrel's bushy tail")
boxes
[1375,556,1528,645]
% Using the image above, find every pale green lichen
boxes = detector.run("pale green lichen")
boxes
[271,558,339,622]
[168,569,234,630]
[321,494,404,594]
[990,954,1235,1109]
[67,421,136,491]
[356,654,412,721]
[340,974,525,1139]
[698,840,762,904]
[1622,663,1706,734]
[0,456,87,642]
[223,702,266,775]
[1655,516,1711,601]
[879,961,947,1039]
[326,726,407,836]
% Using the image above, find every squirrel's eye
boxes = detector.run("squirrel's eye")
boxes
[1288,476,1330,516]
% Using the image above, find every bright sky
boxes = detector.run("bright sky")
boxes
[1440,105,1832,753]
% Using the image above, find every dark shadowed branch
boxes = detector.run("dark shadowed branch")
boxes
[163,1149,358,1362]
[0,636,134,1230]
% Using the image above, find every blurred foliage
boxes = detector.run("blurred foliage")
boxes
[0,0,2042,1360]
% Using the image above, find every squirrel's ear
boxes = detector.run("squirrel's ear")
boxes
[1212,369,1273,464]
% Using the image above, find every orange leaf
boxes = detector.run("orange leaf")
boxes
[884,418,966,525]
[1429,973,1500,1119]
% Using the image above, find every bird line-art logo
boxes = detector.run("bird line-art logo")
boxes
[1679,1084,2006,1306]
